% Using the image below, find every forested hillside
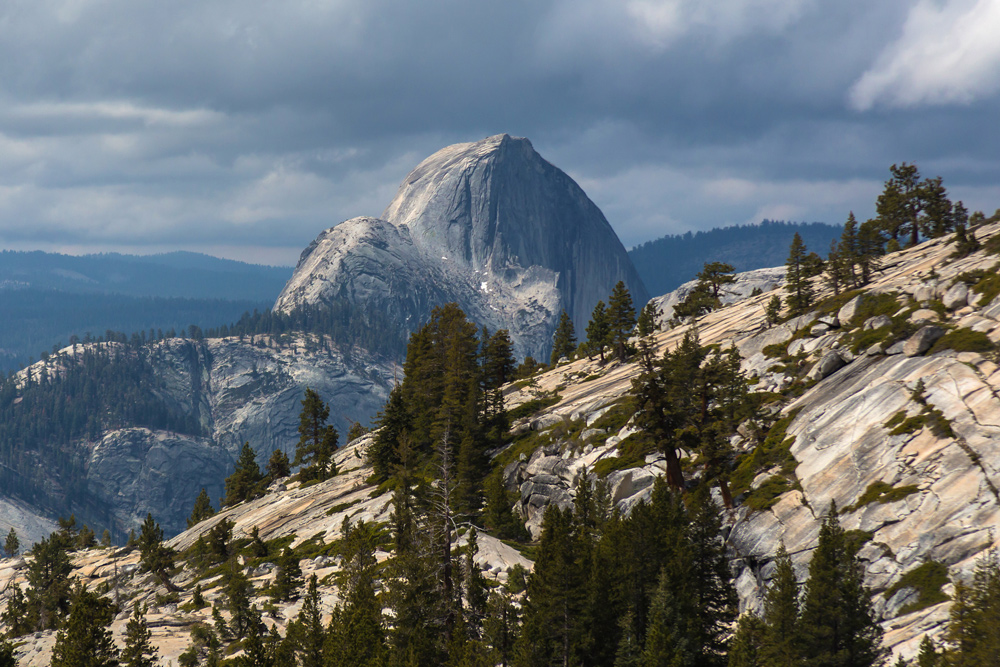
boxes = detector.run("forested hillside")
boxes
[629,220,841,296]
[0,298,407,539]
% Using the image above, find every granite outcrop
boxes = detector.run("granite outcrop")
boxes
[274,134,649,360]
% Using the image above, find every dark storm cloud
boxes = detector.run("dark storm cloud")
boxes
[1,0,998,265]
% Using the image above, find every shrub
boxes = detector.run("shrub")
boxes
[929,329,996,355]
[743,476,793,511]
[885,561,950,615]
[508,394,561,422]
[843,480,920,512]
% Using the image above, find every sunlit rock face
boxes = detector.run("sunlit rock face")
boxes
[275,134,649,360]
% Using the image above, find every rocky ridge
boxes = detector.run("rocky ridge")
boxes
[2,334,394,539]
[649,265,787,324]
[498,220,1000,660]
[5,223,1000,663]
[275,134,649,360]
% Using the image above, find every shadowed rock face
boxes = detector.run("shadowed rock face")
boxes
[275,134,649,359]
[5,335,395,539]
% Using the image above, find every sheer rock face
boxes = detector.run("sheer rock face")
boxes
[275,134,649,359]
[8,335,394,539]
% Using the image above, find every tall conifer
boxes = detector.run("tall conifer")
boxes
[121,601,158,667]
[799,504,885,667]
[762,543,801,666]
[550,311,577,365]
[607,281,637,361]
[586,301,610,362]
[785,232,813,315]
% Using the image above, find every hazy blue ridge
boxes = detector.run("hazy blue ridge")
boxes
[0,288,271,372]
[0,249,292,300]
[628,220,842,297]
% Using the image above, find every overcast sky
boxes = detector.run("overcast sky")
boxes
[1,0,999,266]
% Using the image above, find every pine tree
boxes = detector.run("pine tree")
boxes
[188,487,216,528]
[642,565,698,667]
[483,590,519,667]
[607,281,637,361]
[25,533,74,630]
[325,521,386,667]
[762,543,801,666]
[223,442,265,507]
[296,575,326,667]
[249,525,268,558]
[951,209,981,259]
[698,262,737,301]
[294,388,339,481]
[728,613,766,667]
[825,240,846,296]
[685,487,738,664]
[266,449,291,481]
[0,585,31,636]
[765,295,782,324]
[50,586,120,667]
[785,232,813,315]
[483,470,528,541]
[121,601,159,667]
[2,527,17,557]
[916,636,939,667]
[799,504,886,667]
[838,213,861,288]
[235,606,269,667]
[876,163,921,246]
[613,608,643,667]
[367,384,409,482]
[138,512,176,590]
[943,581,977,664]
[271,547,303,602]
[482,328,515,447]
[0,638,14,667]
[226,565,257,639]
[516,505,584,667]
[636,302,662,338]
[550,310,577,365]
[586,300,610,362]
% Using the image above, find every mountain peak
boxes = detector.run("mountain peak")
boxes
[276,136,648,359]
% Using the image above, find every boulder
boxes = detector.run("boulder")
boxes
[913,284,938,302]
[942,283,969,310]
[838,294,871,326]
[909,309,940,324]
[864,315,892,330]
[810,323,831,337]
[531,414,564,431]
[903,326,945,357]
[983,294,1000,321]
[808,350,847,381]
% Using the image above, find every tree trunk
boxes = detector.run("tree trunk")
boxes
[663,447,685,490]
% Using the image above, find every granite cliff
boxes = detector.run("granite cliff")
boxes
[0,334,393,539]
[274,134,649,360]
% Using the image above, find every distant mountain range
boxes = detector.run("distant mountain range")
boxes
[628,220,842,297]
[0,251,290,371]
[0,249,291,299]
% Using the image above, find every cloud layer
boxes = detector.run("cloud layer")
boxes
[0,0,998,264]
